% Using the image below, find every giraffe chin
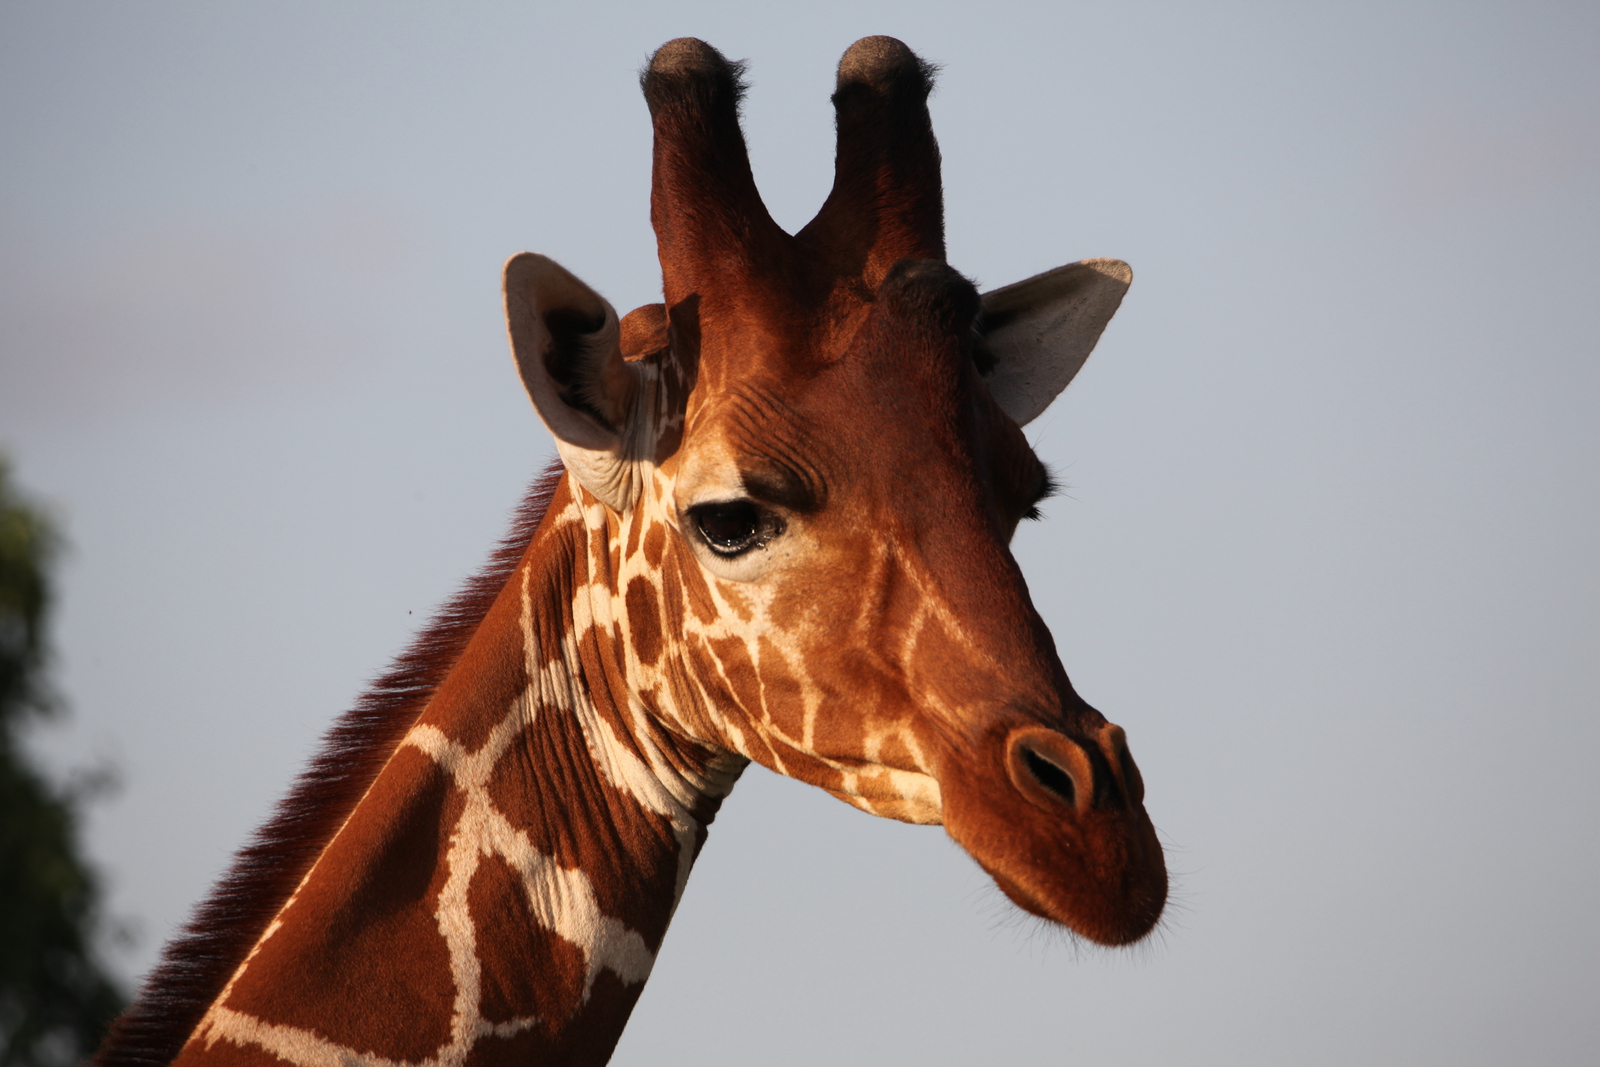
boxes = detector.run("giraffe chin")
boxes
[940,727,1169,947]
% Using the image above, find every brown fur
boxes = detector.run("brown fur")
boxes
[218,745,463,1059]
[155,474,738,1065]
[632,38,1166,941]
[93,465,564,1067]
[98,34,1166,1066]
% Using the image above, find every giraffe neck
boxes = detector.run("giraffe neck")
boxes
[178,476,744,1067]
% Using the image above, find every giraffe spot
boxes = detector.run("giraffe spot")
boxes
[684,639,741,713]
[785,749,848,795]
[707,634,761,713]
[625,577,663,666]
[657,561,686,638]
[624,511,643,560]
[486,714,682,954]
[754,635,807,734]
[221,746,461,1061]
[722,585,755,623]
[529,528,586,668]
[471,852,587,1025]
[571,625,658,775]
[172,1033,297,1067]
[462,1027,551,1067]
[566,968,651,1063]
[642,523,666,568]
[872,726,920,772]
[677,561,719,625]
[418,578,531,751]
[462,968,643,1067]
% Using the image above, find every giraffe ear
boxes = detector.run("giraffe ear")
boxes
[978,259,1132,426]
[504,252,644,510]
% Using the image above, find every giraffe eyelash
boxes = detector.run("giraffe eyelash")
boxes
[1022,469,1060,522]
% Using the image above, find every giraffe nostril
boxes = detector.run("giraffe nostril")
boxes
[1097,724,1145,808]
[1005,727,1095,816]
[1022,747,1076,808]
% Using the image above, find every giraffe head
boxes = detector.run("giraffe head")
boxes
[505,38,1166,945]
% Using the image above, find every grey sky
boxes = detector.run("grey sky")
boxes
[2,2,1596,1064]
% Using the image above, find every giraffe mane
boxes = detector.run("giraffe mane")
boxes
[93,462,567,1067]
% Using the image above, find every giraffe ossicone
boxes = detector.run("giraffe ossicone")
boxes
[98,35,1167,1067]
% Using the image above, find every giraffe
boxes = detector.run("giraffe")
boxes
[96,36,1167,1067]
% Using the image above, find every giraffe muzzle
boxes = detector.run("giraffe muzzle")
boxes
[940,717,1166,945]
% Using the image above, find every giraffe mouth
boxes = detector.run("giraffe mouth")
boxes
[939,723,1167,945]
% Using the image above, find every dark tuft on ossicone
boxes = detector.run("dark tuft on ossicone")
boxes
[641,37,748,118]
[836,35,938,96]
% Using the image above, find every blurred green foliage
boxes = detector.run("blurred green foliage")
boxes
[0,459,124,1067]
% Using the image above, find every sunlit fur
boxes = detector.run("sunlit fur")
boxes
[96,36,1166,1067]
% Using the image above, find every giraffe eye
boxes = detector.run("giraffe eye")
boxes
[691,500,783,557]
